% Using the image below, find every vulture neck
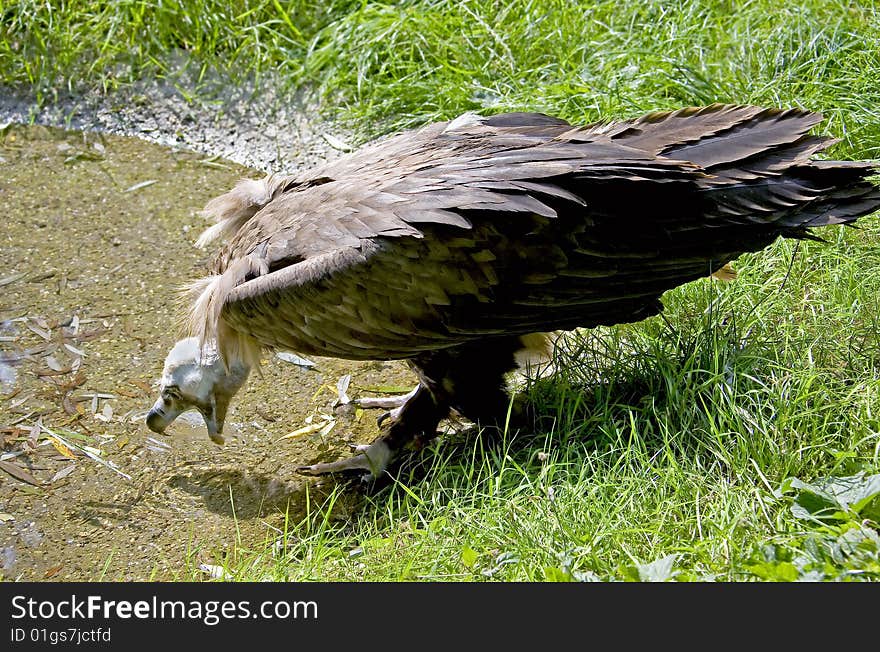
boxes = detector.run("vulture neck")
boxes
[187,266,263,373]
[213,323,262,375]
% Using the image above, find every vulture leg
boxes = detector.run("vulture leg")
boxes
[297,337,527,478]
[417,336,526,442]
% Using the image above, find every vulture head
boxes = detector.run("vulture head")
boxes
[146,337,250,444]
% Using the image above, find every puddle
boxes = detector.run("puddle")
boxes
[0,124,414,580]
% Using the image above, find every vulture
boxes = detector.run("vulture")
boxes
[146,104,880,477]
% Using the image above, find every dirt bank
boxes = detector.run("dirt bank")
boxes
[0,54,352,174]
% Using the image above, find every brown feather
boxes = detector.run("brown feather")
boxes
[183,106,879,370]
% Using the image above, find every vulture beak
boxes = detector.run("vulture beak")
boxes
[145,397,183,435]
[145,394,230,445]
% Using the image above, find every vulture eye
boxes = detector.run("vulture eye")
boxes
[163,386,183,401]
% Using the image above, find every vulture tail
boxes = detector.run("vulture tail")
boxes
[603,104,880,233]
[782,161,880,231]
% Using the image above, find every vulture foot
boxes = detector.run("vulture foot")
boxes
[298,383,446,479]
[297,439,394,478]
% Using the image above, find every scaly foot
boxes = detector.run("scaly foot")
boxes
[296,439,394,478]
[298,384,447,480]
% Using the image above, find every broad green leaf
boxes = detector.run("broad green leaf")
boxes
[461,546,478,569]
[747,561,799,582]
[783,473,880,521]
[543,566,572,582]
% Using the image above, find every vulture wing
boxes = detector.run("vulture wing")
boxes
[193,105,880,361]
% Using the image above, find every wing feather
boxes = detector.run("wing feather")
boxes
[188,106,880,362]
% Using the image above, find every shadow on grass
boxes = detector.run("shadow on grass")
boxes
[370,320,794,493]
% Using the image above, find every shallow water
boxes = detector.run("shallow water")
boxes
[0,124,414,580]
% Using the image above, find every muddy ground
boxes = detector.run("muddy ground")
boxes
[0,124,416,581]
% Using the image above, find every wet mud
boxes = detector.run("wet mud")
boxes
[0,125,414,580]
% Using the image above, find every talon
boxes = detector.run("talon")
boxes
[377,404,407,428]
[376,410,392,428]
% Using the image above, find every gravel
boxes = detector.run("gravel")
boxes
[0,58,352,174]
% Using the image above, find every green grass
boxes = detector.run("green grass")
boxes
[4,0,880,581]
[205,230,880,581]
[3,1,880,148]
